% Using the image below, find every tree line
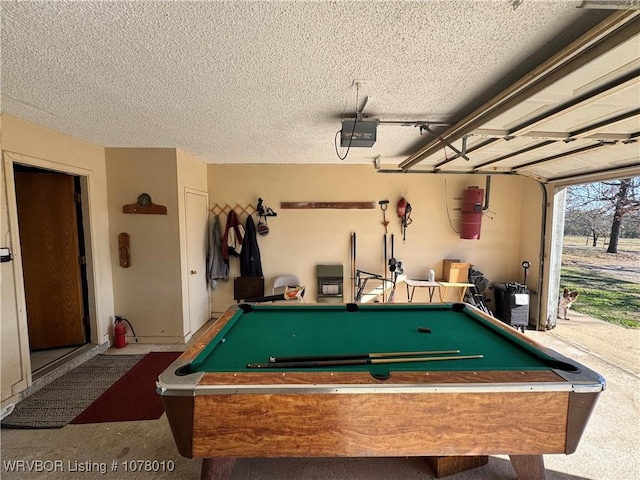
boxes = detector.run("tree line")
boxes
[564,177,640,253]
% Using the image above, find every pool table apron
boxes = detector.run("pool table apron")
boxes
[160,369,600,459]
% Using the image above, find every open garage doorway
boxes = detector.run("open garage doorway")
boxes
[549,177,640,330]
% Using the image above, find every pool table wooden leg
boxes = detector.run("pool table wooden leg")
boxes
[200,458,235,480]
[425,455,489,477]
[509,455,546,480]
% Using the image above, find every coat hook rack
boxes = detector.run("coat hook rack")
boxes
[210,203,256,217]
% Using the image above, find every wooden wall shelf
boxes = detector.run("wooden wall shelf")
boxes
[280,202,376,210]
[123,193,167,214]
[123,204,167,214]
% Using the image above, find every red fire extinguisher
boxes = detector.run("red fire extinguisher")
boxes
[114,316,138,348]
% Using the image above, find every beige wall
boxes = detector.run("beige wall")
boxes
[207,164,543,314]
[177,150,208,192]
[105,148,209,342]
[1,114,113,403]
[105,148,184,342]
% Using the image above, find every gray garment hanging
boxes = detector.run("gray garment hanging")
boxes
[207,215,227,288]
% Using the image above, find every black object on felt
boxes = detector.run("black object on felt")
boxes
[233,276,264,302]
[452,303,466,312]
[242,294,285,304]
[346,303,359,312]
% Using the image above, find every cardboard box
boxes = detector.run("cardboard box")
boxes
[442,259,459,281]
[442,259,470,283]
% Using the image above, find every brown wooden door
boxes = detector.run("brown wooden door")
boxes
[15,171,85,350]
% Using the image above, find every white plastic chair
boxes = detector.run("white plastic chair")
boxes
[272,274,301,294]
[272,274,303,301]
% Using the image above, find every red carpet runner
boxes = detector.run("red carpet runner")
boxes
[71,351,182,424]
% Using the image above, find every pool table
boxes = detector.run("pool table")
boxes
[157,302,604,480]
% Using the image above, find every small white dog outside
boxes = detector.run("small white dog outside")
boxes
[558,288,579,320]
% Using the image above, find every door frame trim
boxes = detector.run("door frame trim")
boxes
[181,187,210,341]
[3,151,99,387]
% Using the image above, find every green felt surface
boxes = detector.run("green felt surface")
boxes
[190,304,556,373]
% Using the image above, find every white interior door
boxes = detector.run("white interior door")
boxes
[185,190,210,334]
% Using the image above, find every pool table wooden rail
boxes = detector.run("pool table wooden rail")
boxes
[193,368,567,387]
[159,360,574,393]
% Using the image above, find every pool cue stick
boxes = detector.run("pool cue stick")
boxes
[350,232,354,301]
[269,349,461,363]
[383,234,388,302]
[391,233,394,258]
[352,232,357,302]
[388,234,395,303]
[247,354,483,369]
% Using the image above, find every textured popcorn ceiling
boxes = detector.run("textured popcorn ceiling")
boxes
[1,1,638,183]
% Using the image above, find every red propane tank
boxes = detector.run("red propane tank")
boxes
[114,319,127,348]
[460,186,484,240]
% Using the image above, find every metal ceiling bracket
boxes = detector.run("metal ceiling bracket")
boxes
[420,125,470,161]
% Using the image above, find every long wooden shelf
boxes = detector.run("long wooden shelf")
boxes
[280,202,376,210]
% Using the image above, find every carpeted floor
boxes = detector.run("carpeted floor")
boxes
[1,354,144,429]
